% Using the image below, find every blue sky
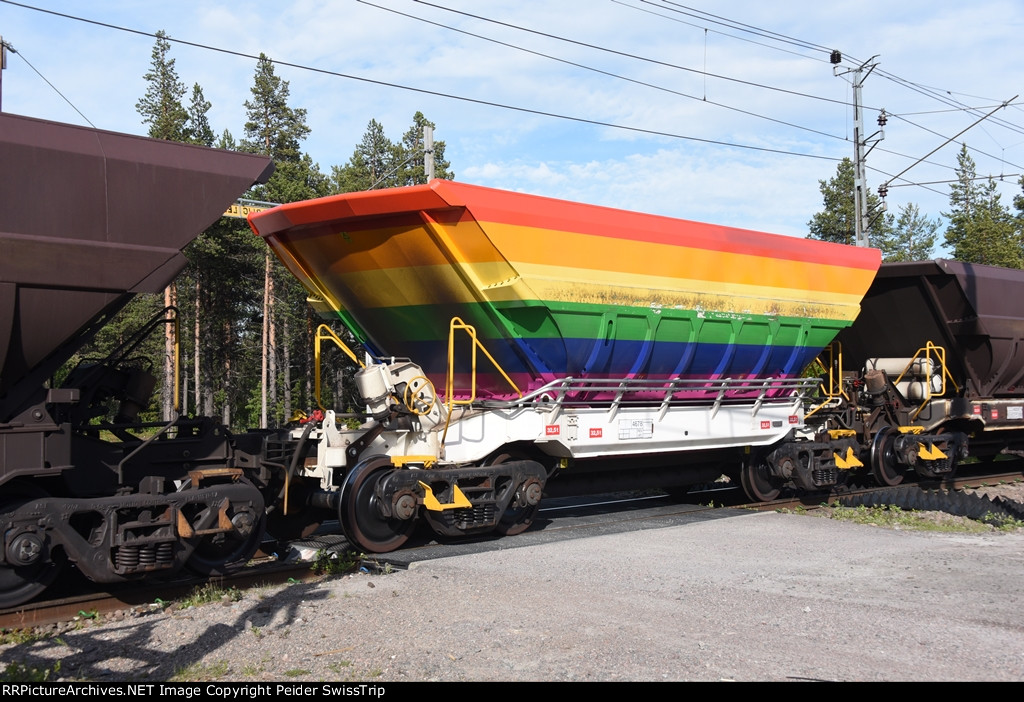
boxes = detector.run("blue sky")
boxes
[2,0,1022,245]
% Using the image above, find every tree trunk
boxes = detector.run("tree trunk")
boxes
[261,253,270,428]
[269,270,277,427]
[163,283,177,421]
[222,319,232,427]
[305,310,314,411]
[194,276,201,417]
[283,313,291,422]
[335,365,345,413]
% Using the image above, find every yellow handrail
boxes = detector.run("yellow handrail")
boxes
[804,341,845,419]
[891,341,959,420]
[314,324,365,410]
[442,317,522,443]
[445,317,522,405]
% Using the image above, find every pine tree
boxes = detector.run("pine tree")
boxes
[943,145,1021,268]
[1014,174,1024,220]
[943,144,978,259]
[242,54,310,163]
[241,54,322,428]
[136,30,191,421]
[136,31,188,142]
[807,158,891,247]
[1015,174,1024,260]
[396,112,454,185]
[330,119,399,192]
[185,84,215,147]
[873,203,937,262]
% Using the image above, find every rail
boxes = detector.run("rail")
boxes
[437,319,815,431]
[444,317,523,408]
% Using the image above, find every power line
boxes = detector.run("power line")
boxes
[415,0,1024,196]
[891,112,1024,171]
[413,0,851,108]
[648,0,1024,138]
[0,37,94,126]
[621,0,1024,168]
[362,0,846,143]
[0,0,839,162]
[886,174,1021,188]
[650,1,835,56]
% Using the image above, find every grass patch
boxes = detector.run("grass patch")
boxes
[241,663,264,676]
[312,549,360,576]
[980,512,1024,530]
[0,629,45,646]
[820,503,997,533]
[0,661,61,682]
[180,583,242,609]
[170,660,231,681]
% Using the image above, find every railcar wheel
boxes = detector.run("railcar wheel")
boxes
[496,495,540,536]
[0,481,66,608]
[181,480,267,576]
[870,427,905,487]
[740,453,781,502]
[339,456,416,553]
[486,452,542,536]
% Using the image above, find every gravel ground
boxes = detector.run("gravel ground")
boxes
[2,491,1023,683]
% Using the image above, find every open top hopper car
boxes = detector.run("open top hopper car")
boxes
[248,181,886,548]
[825,260,1024,484]
[0,113,274,607]
[251,180,881,400]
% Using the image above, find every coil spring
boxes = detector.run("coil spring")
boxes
[453,504,496,529]
[116,541,175,572]
[813,468,839,487]
[116,544,140,570]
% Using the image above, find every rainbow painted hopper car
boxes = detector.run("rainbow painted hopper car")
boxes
[249,181,883,549]
[10,111,1024,609]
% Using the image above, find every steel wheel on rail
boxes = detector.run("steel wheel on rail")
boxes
[870,427,905,487]
[339,456,416,553]
[740,452,782,502]
[180,479,267,576]
[487,452,542,536]
[0,481,66,608]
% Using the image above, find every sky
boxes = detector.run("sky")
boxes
[2,0,1022,247]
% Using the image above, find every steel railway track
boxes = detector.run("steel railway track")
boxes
[3,465,1021,632]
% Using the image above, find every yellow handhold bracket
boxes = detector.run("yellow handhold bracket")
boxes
[419,481,472,511]
[833,446,864,470]
[392,455,438,468]
[917,443,948,461]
